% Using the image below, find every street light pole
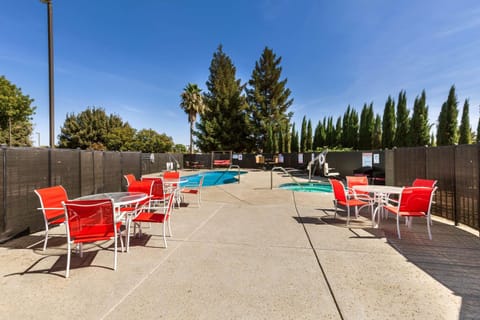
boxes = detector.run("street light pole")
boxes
[41,0,55,148]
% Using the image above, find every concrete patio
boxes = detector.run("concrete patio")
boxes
[0,170,478,319]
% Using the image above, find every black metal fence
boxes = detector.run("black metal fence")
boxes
[0,145,478,242]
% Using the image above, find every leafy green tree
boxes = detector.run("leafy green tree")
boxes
[359,103,374,150]
[437,85,459,146]
[394,90,409,147]
[382,96,395,148]
[196,45,251,152]
[180,83,207,154]
[246,47,293,152]
[458,99,472,144]
[0,75,36,146]
[132,129,173,153]
[372,114,382,149]
[58,107,137,151]
[409,90,430,146]
[173,144,188,153]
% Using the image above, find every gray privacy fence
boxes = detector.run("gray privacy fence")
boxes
[0,145,478,242]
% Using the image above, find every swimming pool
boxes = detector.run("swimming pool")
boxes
[279,182,332,193]
[182,170,248,187]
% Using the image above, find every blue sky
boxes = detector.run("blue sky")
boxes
[1,0,479,146]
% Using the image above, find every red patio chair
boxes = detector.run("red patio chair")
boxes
[133,192,175,248]
[62,199,121,278]
[34,185,68,251]
[123,174,137,187]
[181,175,205,207]
[329,179,373,225]
[383,186,437,239]
[412,178,437,188]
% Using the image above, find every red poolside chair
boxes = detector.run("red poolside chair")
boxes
[329,179,373,225]
[383,186,437,239]
[412,178,437,188]
[34,185,68,251]
[62,199,121,278]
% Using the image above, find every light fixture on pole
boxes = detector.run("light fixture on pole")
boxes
[40,0,55,148]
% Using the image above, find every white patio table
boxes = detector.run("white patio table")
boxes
[353,185,403,228]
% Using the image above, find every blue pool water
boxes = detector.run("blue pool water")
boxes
[182,170,248,187]
[279,182,332,193]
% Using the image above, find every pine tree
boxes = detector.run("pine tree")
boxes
[409,90,430,146]
[246,47,293,152]
[382,96,395,149]
[477,116,480,143]
[437,85,459,146]
[394,90,409,147]
[458,99,472,144]
[196,45,251,152]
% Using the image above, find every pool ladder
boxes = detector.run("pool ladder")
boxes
[271,166,301,189]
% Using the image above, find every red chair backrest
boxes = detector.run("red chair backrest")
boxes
[329,179,347,202]
[128,180,154,195]
[412,179,437,188]
[399,187,436,213]
[34,185,68,222]
[63,199,115,240]
[346,176,368,189]
[124,174,137,186]
[163,171,180,180]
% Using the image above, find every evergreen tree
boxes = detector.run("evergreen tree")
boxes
[306,119,312,151]
[132,129,174,153]
[359,103,374,150]
[300,116,307,152]
[0,75,36,146]
[382,96,395,149]
[291,123,299,152]
[436,85,459,146]
[341,106,352,148]
[458,99,472,144]
[394,90,409,147]
[58,107,138,151]
[196,45,251,152]
[372,114,382,149]
[409,90,430,146]
[246,47,293,152]
[335,116,342,147]
[477,116,480,143]
[326,117,335,147]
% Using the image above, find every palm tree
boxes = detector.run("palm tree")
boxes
[180,83,206,154]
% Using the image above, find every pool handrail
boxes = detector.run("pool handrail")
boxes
[271,166,301,189]
[212,164,241,185]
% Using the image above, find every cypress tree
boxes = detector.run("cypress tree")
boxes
[300,116,307,152]
[409,90,430,146]
[477,116,480,143]
[359,103,374,150]
[196,45,251,152]
[335,116,342,147]
[291,123,299,152]
[437,85,459,146]
[458,99,472,144]
[382,96,395,149]
[394,90,409,147]
[372,114,382,149]
[306,119,313,151]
